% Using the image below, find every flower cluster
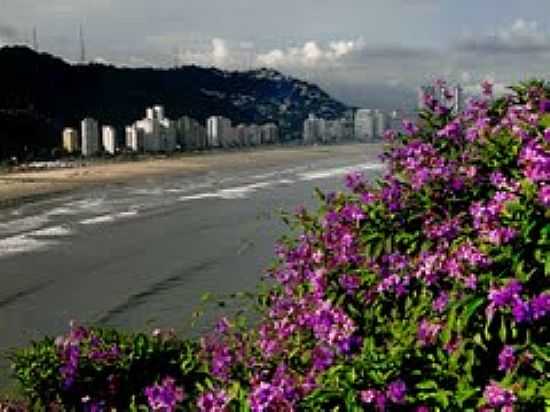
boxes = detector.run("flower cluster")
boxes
[144,377,185,412]
[360,379,407,410]
[197,389,230,412]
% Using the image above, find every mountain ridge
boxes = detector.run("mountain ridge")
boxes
[0,46,350,159]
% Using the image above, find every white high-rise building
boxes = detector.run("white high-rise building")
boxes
[374,110,388,139]
[354,109,375,142]
[304,114,350,144]
[81,118,99,157]
[126,125,144,152]
[102,125,116,155]
[153,105,165,121]
[159,120,177,152]
[325,119,346,143]
[176,116,207,150]
[389,110,402,133]
[261,123,279,144]
[247,124,262,146]
[62,128,79,153]
[133,106,177,152]
[207,116,233,148]
[303,114,327,144]
[453,84,464,114]
[303,114,318,144]
[235,124,248,146]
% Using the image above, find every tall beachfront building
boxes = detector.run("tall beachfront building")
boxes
[207,116,233,148]
[133,106,177,152]
[354,109,375,142]
[81,118,99,157]
[374,110,388,139]
[62,128,80,153]
[453,84,464,114]
[102,126,116,155]
[125,125,144,152]
[176,116,207,150]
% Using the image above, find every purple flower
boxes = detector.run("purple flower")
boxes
[485,227,517,246]
[339,274,361,294]
[417,319,441,347]
[311,345,334,371]
[498,346,516,372]
[384,130,397,141]
[215,317,231,334]
[344,171,365,192]
[59,344,80,389]
[197,389,229,412]
[361,191,377,204]
[512,299,531,323]
[360,389,377,404]
[437,120,462,140]
[432,292,449,313]
[530,292,550,320]
[340,204,365,224]
[360,389,387,411]
[483,381,516,408]
[488,280,522,308]
[387,379,407,404]
[213,347,233,379]
[402,120,419,136]
[538,185,550,207]
[145,377,185,412]
[481,80,493,97]
[539,99,550,113]
[248,365,299,412]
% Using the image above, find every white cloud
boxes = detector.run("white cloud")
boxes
[503,19,543,40]
[175,37,235,67]
[256,38,365,68]
[456,18,550,54]
[212,38,229,63]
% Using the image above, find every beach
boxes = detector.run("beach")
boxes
[0,144,381,208]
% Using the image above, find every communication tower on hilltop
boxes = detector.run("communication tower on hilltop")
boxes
[79,24,86,63]
[32,27,39,51]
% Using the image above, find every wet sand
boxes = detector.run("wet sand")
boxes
[0,144,378,208]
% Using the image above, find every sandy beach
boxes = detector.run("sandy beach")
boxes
[0,143,381,208]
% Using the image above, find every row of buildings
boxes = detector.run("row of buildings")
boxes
[63,120,116,157]
[63,90,458,156]
[62,106,280,156]
[303,109,402,144]
[301,83,467,145]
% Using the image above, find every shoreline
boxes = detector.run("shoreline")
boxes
[0,143,382,209]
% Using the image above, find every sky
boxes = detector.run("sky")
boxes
[2,0,550,109]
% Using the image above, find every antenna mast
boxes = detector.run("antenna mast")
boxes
[79,24,86,63]
[32,27,39,51]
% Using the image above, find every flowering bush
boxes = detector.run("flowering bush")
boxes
[10,324,208,410]
[10,80,549,411]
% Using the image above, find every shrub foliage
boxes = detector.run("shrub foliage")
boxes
[10,80,550,411]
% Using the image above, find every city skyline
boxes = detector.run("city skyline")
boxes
[1,1,550,108]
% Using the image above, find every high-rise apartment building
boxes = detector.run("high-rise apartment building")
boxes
[125,125,144,152]
[207,116,233,148]
[354,109,375,142]
[62,128,80,153]
[102,125,116,155]
[81,118,99,157]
